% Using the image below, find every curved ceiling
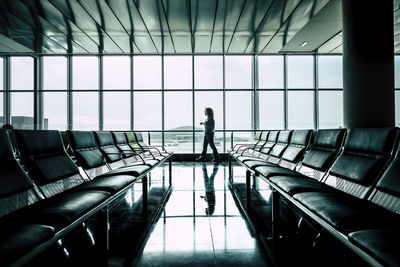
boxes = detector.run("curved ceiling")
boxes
[0,0,398,54]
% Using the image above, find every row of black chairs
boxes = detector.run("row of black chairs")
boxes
[0,129,172,266]
[229,128,400,266]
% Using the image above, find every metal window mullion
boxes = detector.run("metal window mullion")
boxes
[4,57,10,125]
[34,56,41,130]
[67,55,73,130]
[253,55,259,132]
[161,55,165,147]
[314,55,319,130]
[283,55,288,130]
[131,55,134,130]
[99,55,103,131]
[223,55,226,152]
[192,55,195,153]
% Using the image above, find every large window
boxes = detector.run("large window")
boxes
[133,56,161,89]
[43,56,68,130]
[0,57,3,126]
[164,56,192,90]
[103,56,130,90]
[225,56,252,89]
[11,57,34,129]
[258,56,284,89]
[2,54,349,152]
[194,56,223,89]
[73,56,98,90]
[287,56,313,89]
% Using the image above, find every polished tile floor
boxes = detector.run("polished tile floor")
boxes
[134,162,272,267]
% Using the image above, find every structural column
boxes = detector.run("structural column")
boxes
[342,0,394,128]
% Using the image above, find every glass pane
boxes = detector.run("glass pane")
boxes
[195,132,223,154]
[0,93,3,126]
[288,91,314,129]
[103,56,130,89]
[0,57,3,91]
[164,56,192,89]
[164,92,192,130]
[395,56,400,89]
[195,92,223,130]
[226,91,252,130]
[43,56,67,90]
[147,132,162,146]
[11,57,34,91]
[396,91,400,127]
[258,56,284,89]
[73,92,98,130]
[225,56,252,89]
[165,132,193,153]
[73,56,98,90]
[230,132,252,150]
[134,92,162,130]
[318,91,343,129]
[287,56,313,89]
[43,92,67,130]
[318,56,343,88]
[259,91,284,129]
[103,92,130,130]
[11,92,34,129]
[133,56,161,89]
[194,56,223,89]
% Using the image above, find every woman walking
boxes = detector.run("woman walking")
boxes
[196,107,220,162]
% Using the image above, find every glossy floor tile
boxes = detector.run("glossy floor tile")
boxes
[134,162,272,267]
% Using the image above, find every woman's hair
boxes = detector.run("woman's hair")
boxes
[205,107,214,118]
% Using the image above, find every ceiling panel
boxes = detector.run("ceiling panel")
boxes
[0,0,398,55]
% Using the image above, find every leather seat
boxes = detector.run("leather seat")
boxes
[76,175,137,193]
[348,230,400,267]
[293,192,400,233]
[0,223,55,266]
[269,175,330,196]
[254,166,301,179]
[9,190,111,229]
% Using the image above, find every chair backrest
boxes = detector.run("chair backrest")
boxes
[278,130,313,170]
[67,131,107,169]
[0,129,41,217]
[254,131,270,152]
[260,130,279,154]
[112,132,135,158]
[267,130,293,164]
[370,144,400,213]
[93,132,123,163]
[14,130,85,198]
[254,131,262,142]
[297,128,347,181]
[125,132,143,153]
[323,127,398,199]
[134,132,148,148]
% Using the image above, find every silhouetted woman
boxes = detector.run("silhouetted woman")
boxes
[197,107,220,162]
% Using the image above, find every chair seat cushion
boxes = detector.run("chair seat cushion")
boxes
[293,192,400,233]
[237,155,260,162]
[77,175,137,193]
[0,223,55,266]
[97,165,151,178]
[269,176,330,196]
[254,166,297,178]
[348,230,400,267]
[10,190,110,229]
[244,160,273,169]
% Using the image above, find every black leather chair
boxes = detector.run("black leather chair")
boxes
[67,131,150,179]
[269,128,346,196]
[253,129,313,178]
[292,127,399,234]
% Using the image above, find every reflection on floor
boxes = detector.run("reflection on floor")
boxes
[133,162,272,267]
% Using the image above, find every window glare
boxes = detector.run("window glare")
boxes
[258,56,284,89]
[225,56,252,89]
[73,56,99,90]
[103,56,130,89]
[11,57,33,91]
[318,56,343,88]
[43,57,67,90]
[194,56,223,89]
[134,56,161,89]
[164,56,192,89]
[287,56,313,88]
